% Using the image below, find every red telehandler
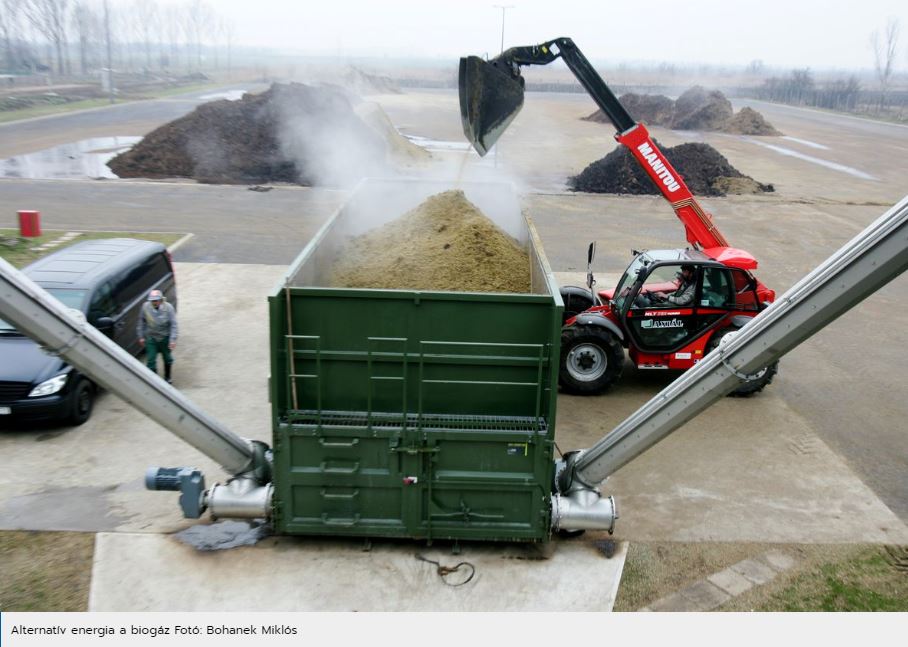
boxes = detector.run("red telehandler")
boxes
[460,37,778,395]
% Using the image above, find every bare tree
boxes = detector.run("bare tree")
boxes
[184,0,214,70]
[71,0,100,75]
[1,0,24,70]
[745,59,764,76]
[24,0,71,75]
[161,4,183,70]
[131,0,158,71]
[870,17,899,113]
[221,16,234,79]
[111,4,132,70]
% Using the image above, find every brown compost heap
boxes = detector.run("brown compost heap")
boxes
[584,92,674,127]
[569,141,774,196]
[341,66,402,95]
[724,106,782,136]
[108,83,393,184]
[583,86,780,136]
[329,190,530,293]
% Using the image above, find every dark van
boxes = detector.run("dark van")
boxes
[0,238,176,426]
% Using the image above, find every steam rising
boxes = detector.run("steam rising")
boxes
[271,84,387,187]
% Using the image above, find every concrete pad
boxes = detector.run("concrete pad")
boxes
[648,580,731,612]
[647,592,692,612]
[89,532,628,612]
[762,550,797,572]
[553,271,622,292]
[0,263,284,533]
[679,580,731,610]
[558,390,908,543]
[730,558,778,586]
[707,567,755,597]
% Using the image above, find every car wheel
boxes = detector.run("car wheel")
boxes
[67,378,94,425]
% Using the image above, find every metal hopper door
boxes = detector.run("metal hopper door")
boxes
[270,290,559,542]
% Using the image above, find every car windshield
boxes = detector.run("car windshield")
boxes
[611,255,649,311]
[0,288,87,333]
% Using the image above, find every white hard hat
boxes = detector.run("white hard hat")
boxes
[148,289,164,301]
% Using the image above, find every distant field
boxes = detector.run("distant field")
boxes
[0,82,220,124]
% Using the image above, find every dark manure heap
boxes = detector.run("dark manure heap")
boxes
[583,86,780,136]
[584,92,675,127]
[670,86,734,130]
[570,141,774,197]
[108,82,386,184]
[329,190,530,293]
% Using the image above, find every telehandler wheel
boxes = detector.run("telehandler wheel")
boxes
[705,328,779,397]
[559,325,624,394]
[560,288,594,325]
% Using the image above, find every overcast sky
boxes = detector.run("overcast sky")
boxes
[159,0,907,71]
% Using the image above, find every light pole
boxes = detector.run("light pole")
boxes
[104,0,114,104]
[493,5,514,54]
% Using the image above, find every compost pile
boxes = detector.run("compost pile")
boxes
[583,86,780,136]
[570,141,773,196]
[354,102,431,166]
[107,83,387,184]
[670,86,733,130]
[724,106,782,136]
[584,92,674,127]
[342,66,402,95]
[330,190,530,293]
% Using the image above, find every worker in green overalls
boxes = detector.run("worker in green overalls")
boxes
[137,289,179,384]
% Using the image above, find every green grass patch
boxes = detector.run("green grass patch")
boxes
[0,82,230,124]
[755,546,908,612]
[617,541,908,612]
[143,82,222,98]
[614,541,764,611]
[0,98,114,124]
[0,229,185,268]
[0,530,94,611]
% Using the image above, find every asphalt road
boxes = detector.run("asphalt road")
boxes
[0,84,270,158]
[0,85,906,532]
[1,179,346,264]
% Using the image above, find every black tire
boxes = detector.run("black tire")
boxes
[560,287,594,325]
[705,328,778,397]
[67,377,94,425]
[559,325,625,395]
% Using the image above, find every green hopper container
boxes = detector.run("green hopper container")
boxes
[269,179,562,542]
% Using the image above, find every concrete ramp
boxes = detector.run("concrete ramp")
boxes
[89,532,626,612]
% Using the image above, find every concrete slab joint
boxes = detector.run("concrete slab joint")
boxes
[761,550,797,572]
[730,558,778,586]
[641,551,797,612]
[707,567,755,596]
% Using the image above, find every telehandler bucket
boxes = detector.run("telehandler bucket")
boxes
[459,55,525,156]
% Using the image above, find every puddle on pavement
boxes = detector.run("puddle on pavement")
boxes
[404,134,472,151]
[174,520,271,551]
[198,89,247,101]
[0,485,132,531]
[0,136,141,179]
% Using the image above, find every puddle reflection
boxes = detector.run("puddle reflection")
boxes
[0,136,141,179]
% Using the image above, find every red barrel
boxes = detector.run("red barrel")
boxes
[18,210,42,237]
